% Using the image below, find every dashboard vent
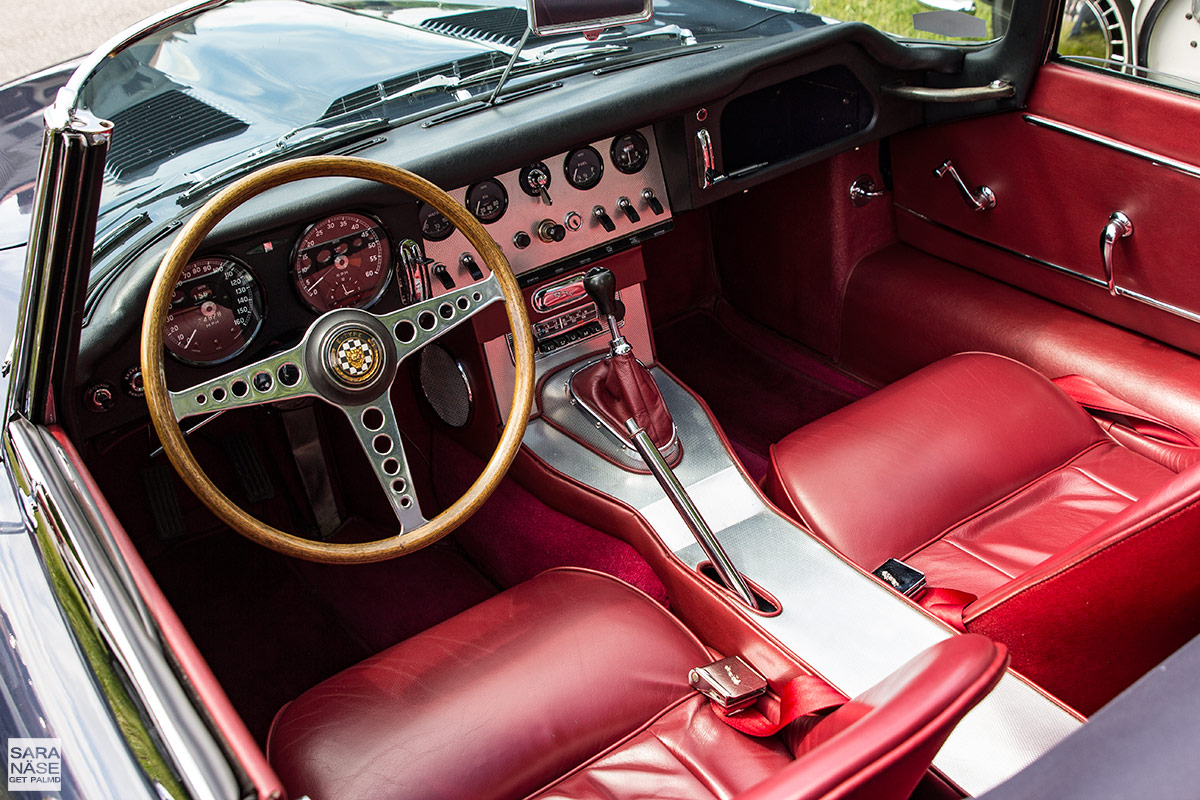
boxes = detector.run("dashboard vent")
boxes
[106,90,247,181]
[320,51,511,120]
[419,7,529,48]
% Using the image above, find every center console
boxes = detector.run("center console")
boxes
[430,130,1084,796]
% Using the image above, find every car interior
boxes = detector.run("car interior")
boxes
[32,0,1200,795]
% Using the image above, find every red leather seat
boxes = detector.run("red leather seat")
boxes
[764,352,1200,713]
[267,567,1006,800]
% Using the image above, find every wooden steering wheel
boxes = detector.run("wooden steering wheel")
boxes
[141,156,535,563]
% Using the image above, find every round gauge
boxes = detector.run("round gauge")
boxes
[611,132,650,175]
[564,146,604,190]
[465,179,509,224]
[419,203,455,242]
[518,162,552,198]
[163,256,265,366]
[292,212,392,313]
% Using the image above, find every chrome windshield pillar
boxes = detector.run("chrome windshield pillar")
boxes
[7,103,110,423]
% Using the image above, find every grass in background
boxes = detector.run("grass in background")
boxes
[808,0,997,42]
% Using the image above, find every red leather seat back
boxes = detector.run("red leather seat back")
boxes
[738,635,1008,800]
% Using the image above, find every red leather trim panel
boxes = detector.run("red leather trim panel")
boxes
[889,63,1200,357]
[839,243,1200,436]
[47,427,286,800]
[710,143,896,359]
[765,352,1106,570]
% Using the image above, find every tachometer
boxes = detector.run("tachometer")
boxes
[292,212,392,313]
[163,256,265,366]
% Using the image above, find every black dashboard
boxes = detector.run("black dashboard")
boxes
[73,23,965,441]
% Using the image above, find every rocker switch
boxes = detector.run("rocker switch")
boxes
[617,196,640,224]
[432,263,455,289]
[460,253,484,280]
[641,189,664,215]
[593,205,616,232]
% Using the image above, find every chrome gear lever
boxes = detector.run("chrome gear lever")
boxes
[582,267,631,355]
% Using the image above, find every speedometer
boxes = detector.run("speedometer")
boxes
[163,256,265,366]
[292,212,392,313]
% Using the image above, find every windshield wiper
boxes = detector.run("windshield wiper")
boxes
[177,117,392,205]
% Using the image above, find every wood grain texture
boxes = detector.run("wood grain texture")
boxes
[141,156,535,562]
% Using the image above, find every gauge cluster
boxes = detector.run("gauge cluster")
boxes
[153,207,425,371]
[419,126,671,287]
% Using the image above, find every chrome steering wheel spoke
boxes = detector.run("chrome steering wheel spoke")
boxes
[337,396,428,533]
[376,272,504,363]
[169,341,314,421]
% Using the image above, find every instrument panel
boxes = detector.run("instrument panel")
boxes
[161,209,419,367]
[419,125,672,287]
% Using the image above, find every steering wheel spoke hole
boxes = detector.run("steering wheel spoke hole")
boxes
[395,320,418,344]
[372,434,393,454]
[361,407,385,430]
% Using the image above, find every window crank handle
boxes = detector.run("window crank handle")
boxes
[934,159,996,211]
[1100,212,1133,297]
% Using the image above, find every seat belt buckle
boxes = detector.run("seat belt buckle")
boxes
[873,558,927,597]
[688,656,768,714]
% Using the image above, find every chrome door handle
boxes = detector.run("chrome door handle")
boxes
[1101,212,1133,296]
[934,159,996,211]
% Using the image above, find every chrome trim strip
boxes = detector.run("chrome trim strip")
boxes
[56,0,232,114]
[897,205,1200,325]
[1114,286,1200,324]
[896,205,1108,288]
[1023,113,1200,181]
[6,418,240,800]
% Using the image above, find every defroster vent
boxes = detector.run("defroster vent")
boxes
[106,90,248,180]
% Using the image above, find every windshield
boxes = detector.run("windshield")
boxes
[77,0,1002,282]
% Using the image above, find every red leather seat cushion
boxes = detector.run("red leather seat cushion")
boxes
[765,352,1175,601]
[266,568,789,800]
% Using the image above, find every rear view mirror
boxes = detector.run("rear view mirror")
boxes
[528,0,653,36]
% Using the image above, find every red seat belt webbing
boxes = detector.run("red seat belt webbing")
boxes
[1054,374,1198,447]
[711,675,847,736]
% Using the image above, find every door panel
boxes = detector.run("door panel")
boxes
[890,63,1200,356]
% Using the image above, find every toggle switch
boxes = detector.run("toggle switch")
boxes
[593,205,616,232]
[617,196,640,223]
[460,253,483,281]
[433,263,455,290]
[641,189,664,215]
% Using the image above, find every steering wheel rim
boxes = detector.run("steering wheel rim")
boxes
[141,155,535,563]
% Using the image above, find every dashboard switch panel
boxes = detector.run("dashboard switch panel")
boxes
[421,127,671,285]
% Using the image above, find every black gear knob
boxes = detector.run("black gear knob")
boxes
[583,267,623,320]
